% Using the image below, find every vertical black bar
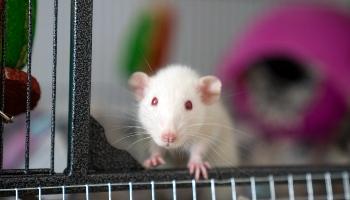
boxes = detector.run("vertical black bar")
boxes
[25,0,33,172]
[67,0,93,176]
[50,0,58,174]
[0,0,6,170]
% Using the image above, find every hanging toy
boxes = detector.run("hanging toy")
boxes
[119,1,176,76]
[0,0,40,118]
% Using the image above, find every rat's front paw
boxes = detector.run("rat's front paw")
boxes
[143,154,166,169]
[187,161,211,180]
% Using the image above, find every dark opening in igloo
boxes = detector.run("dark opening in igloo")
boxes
[246,57,316,125]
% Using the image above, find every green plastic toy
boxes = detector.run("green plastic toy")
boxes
[119,2,175,77]
[0,0,37,69]
[0,0,40,118]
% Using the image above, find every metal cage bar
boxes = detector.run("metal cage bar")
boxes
[61,186,65,200]
[288,174,295,200]
[269,175,276,200]
[250,176,257,200]
[0,0,6,170]
[37,187,41,200]
[129,182,133,200]
[172,180,177,200]
[15,188,18,200]
[151,181,155,200]
[325,172,333,200]
[344,172,350,200]
[50,0,59,174]
[210,179,216,200]
[67,0,93,176]
[192,179,197,200]
[85,184,89,200]
[231,178,237,200]
[108,183,112,200]
[24,0,34,172]
[306,173,314,200]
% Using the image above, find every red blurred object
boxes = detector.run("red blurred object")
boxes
[2,67,41,116]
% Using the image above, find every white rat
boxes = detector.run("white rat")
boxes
[128,65,238,179]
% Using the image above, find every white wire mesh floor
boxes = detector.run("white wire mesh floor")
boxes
[0,171,349,200]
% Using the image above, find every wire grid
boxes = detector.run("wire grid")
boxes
[0,0,59,173]
[0,0,7,170]
[0,171,348,199]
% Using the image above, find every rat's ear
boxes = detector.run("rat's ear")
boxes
[198,76,222,105]
[128,72,149,101]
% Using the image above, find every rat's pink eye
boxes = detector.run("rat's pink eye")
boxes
[185,100,193,110]
[151,97,158,106]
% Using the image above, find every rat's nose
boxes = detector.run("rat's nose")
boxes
[161,131,177,143]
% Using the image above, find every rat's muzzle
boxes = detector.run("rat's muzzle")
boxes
[161,131,177,145]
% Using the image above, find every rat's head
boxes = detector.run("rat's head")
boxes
[129,66,222,149]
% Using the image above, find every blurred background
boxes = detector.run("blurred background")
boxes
[2,0,350,173]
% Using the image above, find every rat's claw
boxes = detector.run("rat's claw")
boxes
[200,164,208,179]
[195,166,201,180]
[189,164,195,175]
[143,159,152,168]
[204,161,211,169]
[187,161,211,180]
[158,157,166,165]
[151,158,158,167]
[143,154,165,168]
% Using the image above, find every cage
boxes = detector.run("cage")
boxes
[0,0,349,199]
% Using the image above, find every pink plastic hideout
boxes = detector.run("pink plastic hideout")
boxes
[219,3,350,142]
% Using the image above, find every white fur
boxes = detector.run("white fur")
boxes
[135,65,238,168]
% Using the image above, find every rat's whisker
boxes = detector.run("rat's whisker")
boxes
[184,122,254,139]
[107,126,146,132]
[142,54,154,74]
[185,122,234,130]
[185,133,238,167]
[183,131,230,147]
[126,136,152,151]
[186,136,230,166]
[111,133,147,145]
[186,132,219,144]
[139,106,163,130]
